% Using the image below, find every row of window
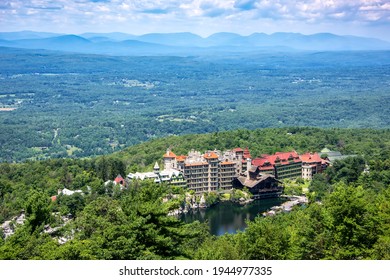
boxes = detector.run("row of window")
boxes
[190,186,232,193]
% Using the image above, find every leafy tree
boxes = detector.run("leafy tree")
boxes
[0,179,11,199]
[54,181,201,260]
[57,193,85,217]
[373,187,390,259]
[195,233,242,260]
[309,173,332,200]
[320,153,328,159]
[0,224,57,260]
[329,156,365,184]
[120,182,191,259]
[322,183,378,259]
[25,190,51,231]
[241,215,291,260]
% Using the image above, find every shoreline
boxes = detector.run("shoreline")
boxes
[169,194,290,217]
[262,195,308,216]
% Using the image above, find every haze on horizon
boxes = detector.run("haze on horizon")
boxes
[0,0,390,41]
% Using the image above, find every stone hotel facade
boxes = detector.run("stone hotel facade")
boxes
[163,148,252,194]
[128,147,329,195]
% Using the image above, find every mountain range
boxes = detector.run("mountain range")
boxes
[0,31,389,55]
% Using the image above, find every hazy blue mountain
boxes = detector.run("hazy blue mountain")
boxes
[87,36,113,43]
[246,32,390,50]
[0,36,179,56]
[6,35,93,53]
[205,32,246,46]
[44,35,91,44]
[0,31,389,55]
[80,32,137,41]
[0,31,62,40]
[137,32,204,46]
[0,39,14,47]
[113,40,176,55]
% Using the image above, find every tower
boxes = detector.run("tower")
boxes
[163,149,177,170]
[154,162,160,174]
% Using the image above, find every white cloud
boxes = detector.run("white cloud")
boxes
[96,5,110,12]
[0,0,389,40]
[2,0,390,22]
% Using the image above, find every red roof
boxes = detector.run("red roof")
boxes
[252,158,264,166]
[243,147,251,159]
[114,175,125,185]
[185,162,208,167]
[176,155,187,162]
[203,152,219,159]
[300,152,322,163]
[233,147,244,152]
[51,196,57,202]
[253,151,301,167]
[163,150,177,158]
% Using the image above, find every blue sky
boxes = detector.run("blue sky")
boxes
[1,0,389,40]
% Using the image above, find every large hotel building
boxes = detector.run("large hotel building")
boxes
[127,147,328,195]
[252,151,303,179]
[163,148,251,194]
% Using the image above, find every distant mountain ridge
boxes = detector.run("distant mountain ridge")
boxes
[0,31,389,55]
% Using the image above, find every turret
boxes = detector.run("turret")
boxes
[163,148,177,170]
[154,162,160,174]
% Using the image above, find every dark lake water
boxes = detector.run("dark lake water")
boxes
[179,198,285,235]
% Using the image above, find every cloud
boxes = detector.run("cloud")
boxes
[0,0,389,40]
[199,1,229,17]
[235,0,390,24]
[3,0,390,22]
[234,0,257,11]
[140,8,170,14]
[0,1,13,9]
[1,0,65,12]
[25,5,63,10]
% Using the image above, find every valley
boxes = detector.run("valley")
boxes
[1,48,389,162]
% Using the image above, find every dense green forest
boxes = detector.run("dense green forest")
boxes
[1,48,389,162]
[1,128,390,259]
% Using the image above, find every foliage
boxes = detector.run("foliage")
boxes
[195,233,243,260]
[282,179,307,196]
[1,50,390,162]
[56,193,85,217]
[194,181,389,260]
[0,127,390,259]
[25,190,51,231]
[321,183,378,259]
[327,156,366,184]
[204,192,219,206]
[242,214,292,259]
[115,127,390,170]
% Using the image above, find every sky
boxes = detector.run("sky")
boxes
[0,0,389,41]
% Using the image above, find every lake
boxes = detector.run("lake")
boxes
[179,198,285,235]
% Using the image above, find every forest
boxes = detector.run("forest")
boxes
[1,48,389,162]
[1,127,390,259]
